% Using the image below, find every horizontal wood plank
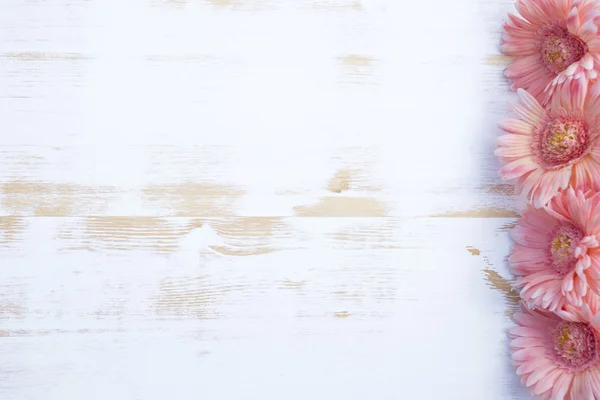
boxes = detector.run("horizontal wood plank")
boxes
[0,217,527,399]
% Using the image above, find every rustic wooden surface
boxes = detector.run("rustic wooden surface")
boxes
[1,0,530,399]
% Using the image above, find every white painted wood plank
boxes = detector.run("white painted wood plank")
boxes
[0,217,527,399]
[0,0,491,146]
[0,145,520,218]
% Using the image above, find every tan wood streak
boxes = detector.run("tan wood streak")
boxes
[432,208,519,218]
[0,329,123,338]
[331,221,400,249]
[310,1,362,10]
[279,280,306,289]
[208,245,272,257]
[485,183,514,196]
[0,217,25,244]
[3,52,88,61]
[1,182,114,216]
[66,217,289,256]
[466,246,481,256]
[192,217,291,256]
[152,276,246,319]
[327,169,380,194]
[484,54,514,67]
[0,303,25,318]
[338,54,375,84]
[328,170,351,193]
[499,221,517,232]
[334,311,350,318]
[294,196,387,217]
[329,271,398,302]
[338,54,373,67]
[81,217,185,253]
[0,280,26,319]
[202,217,285,239]
[153,276,218,319]
[143,183,245,216]
[331,290,366,301]
[483,269,520,317]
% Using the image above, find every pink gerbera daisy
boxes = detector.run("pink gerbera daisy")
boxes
[502,0,600,103]
[496,83,600,208]
[511,188,600,310]
[510,300,600,399]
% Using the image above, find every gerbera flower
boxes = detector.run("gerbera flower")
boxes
[511,188,600,310]
[502,0,600,104]
[496,84,600,208]
[510,301,600,399]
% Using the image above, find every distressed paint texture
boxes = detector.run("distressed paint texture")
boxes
[0,0,529,398]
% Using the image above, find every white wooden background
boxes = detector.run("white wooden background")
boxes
[0,0,530,399]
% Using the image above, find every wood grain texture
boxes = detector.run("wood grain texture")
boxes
[0,0,529,398]
[0,145,519,217]
[0,217,524,399]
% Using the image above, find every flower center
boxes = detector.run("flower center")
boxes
[552,321,599,371]
[539,23,587,74]
[549,224,583,276]
[534,116,589,168]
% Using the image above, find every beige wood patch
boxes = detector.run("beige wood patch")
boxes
[1,182,114,216]
[294,196,387,217]
[143,183,245,216]
[484,54,513,67]
[0,217,26,245]
[483,269,520,317]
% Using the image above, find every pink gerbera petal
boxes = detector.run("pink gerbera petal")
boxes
[502,0,600,104]
[510,304,600,399]
[510,190,600,310]
[497,83,600,207]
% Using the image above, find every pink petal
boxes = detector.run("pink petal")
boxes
[513,347,547,362]
[517,169,544,199]
[517,0,548,26]
[534,367,563,396]
[585,80,600,117]
[589,365,600,397]
[501,42,538,56]
[588,37,600,52]
[568,7,582,33]
[516,357,553,375]
[498,118,534,135]
[527,365,557,387]
[496,133,532,148]
[510,326,548,338]
[506,56,545,78]
[511,336,545,348]
[591,312,600,331]
[511,225,550,248]
[494,144,532,159]
[581,53,595,70]
[500,157,539,181]
[551,373,573,400]
[513,311,551,329]
[581,370,595,400]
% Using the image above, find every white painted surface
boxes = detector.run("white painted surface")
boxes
[0,0,529,399]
